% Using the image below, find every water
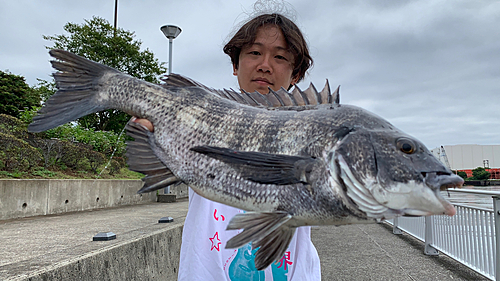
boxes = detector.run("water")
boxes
[442,185,500,211]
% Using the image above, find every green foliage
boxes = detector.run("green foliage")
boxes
[43,16,166,133]
[0,132,43,171]
[31,79,56,102]
[43,124,127,157]
[31,167,57,178]
[18,105,41,125]
[469,167,491,180]
[457,171,468,179]
[0,170,27,178]
[0,113,28,139]
[0,70,41,118]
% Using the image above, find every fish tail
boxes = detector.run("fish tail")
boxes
[28,49,117,132]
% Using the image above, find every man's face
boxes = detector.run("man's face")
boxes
[233,25,298,95]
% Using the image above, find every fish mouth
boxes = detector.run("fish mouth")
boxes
[405,171,464,217]
[422,171,464,191]
[335,155,462,219]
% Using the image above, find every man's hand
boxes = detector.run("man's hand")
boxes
[131,117,154,132]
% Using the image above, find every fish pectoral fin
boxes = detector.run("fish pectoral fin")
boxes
[225,211,295,270]
[190,146,318,185]
[125,121,182,193]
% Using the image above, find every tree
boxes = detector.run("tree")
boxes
[32,79,56,103]
[470,167,490,180]
[43,16,167,133]
[0,71,41,118]
[457,171,468,179]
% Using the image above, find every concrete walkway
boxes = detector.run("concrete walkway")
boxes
[0,200,188,280]
[0,200,489,280]
[311,224,488,281]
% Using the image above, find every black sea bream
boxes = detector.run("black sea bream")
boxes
[29,49,463,269]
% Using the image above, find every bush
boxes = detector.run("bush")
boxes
[108,159,121,175]
[470,167,491,180]
[0,132,42,171]
[43,124,127,157]
[0,114,27,139]
[457,171,468,179]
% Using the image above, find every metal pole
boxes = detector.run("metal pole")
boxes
[493,196,500,281]
[164,39,173,194]
[425,216,439,255]
[168,38,173,75]
[114,0,118,37]
[393,217,402,235]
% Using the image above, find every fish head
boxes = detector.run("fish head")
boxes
[331,128,463,220]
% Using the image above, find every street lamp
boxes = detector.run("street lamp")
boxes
[160,25,182,75]
[160,24,181,196]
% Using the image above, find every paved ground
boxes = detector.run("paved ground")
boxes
[0,199,490,280]
[311,224,489,281]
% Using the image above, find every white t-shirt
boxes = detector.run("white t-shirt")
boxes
[178,188,321,281]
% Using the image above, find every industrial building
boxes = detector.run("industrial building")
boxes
[430,144,500,179]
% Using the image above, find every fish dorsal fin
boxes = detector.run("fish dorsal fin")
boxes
[290,86,306,106]
[271,87,295,106]
[303,82,320,105]
[161,73,204,88]
[125,121,182,193]
[161,74,340,108]
[246,91,273,107]
[292,85,310,105]
[331,84,340,104]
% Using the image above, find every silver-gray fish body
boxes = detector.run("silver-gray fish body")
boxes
[29,50,463,269]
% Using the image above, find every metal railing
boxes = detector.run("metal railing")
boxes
[386,189,500,281]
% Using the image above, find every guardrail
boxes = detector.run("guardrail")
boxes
[386,189,500,281]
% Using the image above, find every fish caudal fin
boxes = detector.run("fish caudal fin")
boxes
[125,121,182,193]
[226,211,295,270]
[28,49,117,132]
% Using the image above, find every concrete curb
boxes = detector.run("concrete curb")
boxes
[6,220,184,281]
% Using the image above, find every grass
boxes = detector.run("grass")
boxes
[0,167,144,180]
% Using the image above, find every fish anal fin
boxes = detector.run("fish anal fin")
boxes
[225,211,294,270]
[190,146,318,185]
[125,121,182,193]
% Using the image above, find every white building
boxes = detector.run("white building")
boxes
[430,144,500,170]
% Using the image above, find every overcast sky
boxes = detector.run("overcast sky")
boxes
[1,0,499,150]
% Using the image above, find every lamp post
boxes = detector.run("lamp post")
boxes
[160,25,181,196]
[160,25,182,75]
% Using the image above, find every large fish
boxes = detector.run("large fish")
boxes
[29,49,463,270]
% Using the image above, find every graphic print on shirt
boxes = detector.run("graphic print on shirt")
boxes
[214,208,225,221]
[271,251,292,281]
[228,243,265,281]
[209,208,226,252]
[209,232,221,251]
[225,209,292,280]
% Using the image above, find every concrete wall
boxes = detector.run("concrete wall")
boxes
[0,179,157,221]
[165,183,189,199]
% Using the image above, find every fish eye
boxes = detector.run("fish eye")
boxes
[396,138,416,154]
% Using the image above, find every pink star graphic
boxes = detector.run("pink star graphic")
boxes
[209,232,221,251]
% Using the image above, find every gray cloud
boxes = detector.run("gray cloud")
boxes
[1,0,498,150]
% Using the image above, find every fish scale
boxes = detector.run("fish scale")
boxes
[29,49,464,270]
